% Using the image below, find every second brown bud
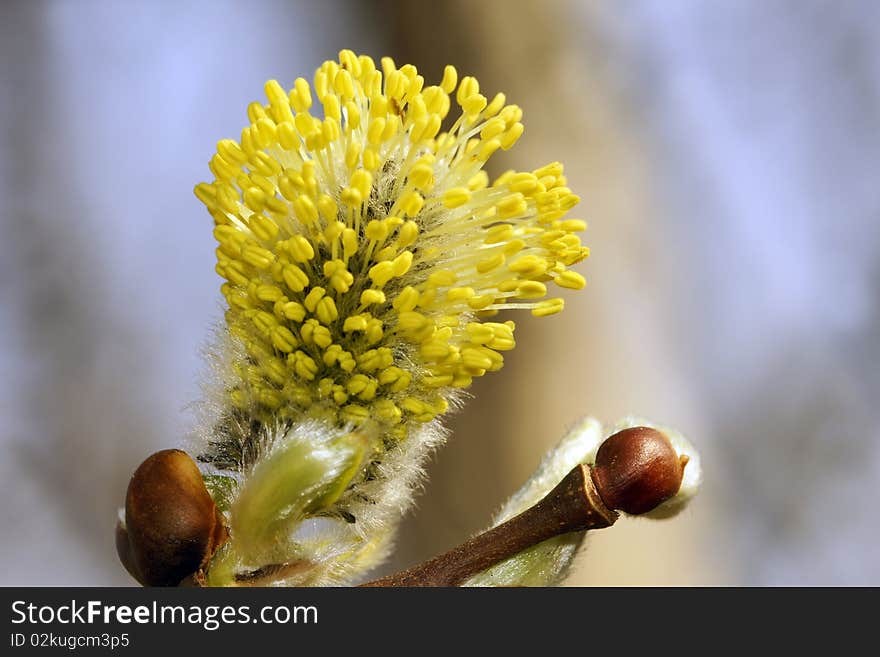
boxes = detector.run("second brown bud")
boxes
[591,426,687,515]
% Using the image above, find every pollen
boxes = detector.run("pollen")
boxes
[196,51,589,434]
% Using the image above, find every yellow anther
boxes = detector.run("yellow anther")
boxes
[290,77,312,112]
[265,78,289,107]
[209,154,238,181]
[393,286,420,312]
[398,190,424,217]
[217,139,247,164]
[480,117,506,141]
[242,245,274,269]
[350,169,372,199]
[478,138,502,162]
[325,261,354,293]
[461,93,487,117]
[367,117,386,145]
[467,295,495,310]
[263,357,288,385]
[346,374,377,401]
[213,224,247,248]
[534,161,564,179]
[219,261,248,287]
[423,86,451,117]
[343,314,369,332]
[363,147,381,171]
[395,220,419,248]
[500,104,523,126]
[400,397,426,415]
[558,218,587,233]
[252,310,277,334]
[555,270,586,290]
[373,399,402,424]
[440,65,458,94]
[254,118,277,148]
[442,186,471,208]
[423,374,454,388]
[446,287,475,302]
[341,404,369,424]
[293,194,318,224]
[466,323,494,344]
[367,92,387,120]
[194,182,217,207]
[341,187,363,207]
[315,296,339,324]
[243,186,266,213]
[374,245,397,262]
[476,252,505,273]
[287,235,315,262]
[294,111,317,137]
[369,261,395,288]
[456,76,479,105]
[508,255,548,277]
[322,117,341,143]
[484,224,514,245]
[385,70,406,100]
[408,162,434,190]
[322,94,341,122]
[518,281,547,299]
[365,219,389,242]
[339,49,362,76]
[365,318,384,344]
[360,289,386,307]
[345,139,362,169]
[426,270,456,287]
[304,287,326,312]
[249,213,279,242]
[271,326,298,352]
[532,298,565,317]
[392,251,413,276]
[334,69,355,99]
[278,120,298,149]
[397,311,431,336]
[484,93,506,118]
[301,320,332,349]
[290,350,319,380]
[500,122,524,150]
[324,221,345,245]
[462,346,500,371]
[421,339,451,360]
[282,264,309,293]
[256,284,283,302]
[281,301,306,322]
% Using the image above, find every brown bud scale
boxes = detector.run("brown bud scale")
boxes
[591,426,686,515]
[118,449,227,586]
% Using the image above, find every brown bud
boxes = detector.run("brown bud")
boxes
[590,426,687,515]
[117,449,227,586]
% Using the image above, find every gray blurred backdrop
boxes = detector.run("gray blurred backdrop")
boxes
[1,0,878,586]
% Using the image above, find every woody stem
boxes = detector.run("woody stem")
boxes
[360,463,617,587]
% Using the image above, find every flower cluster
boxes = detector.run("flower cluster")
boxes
[189,52,591,583]
[114,51,702,589]
[194,50,588,443]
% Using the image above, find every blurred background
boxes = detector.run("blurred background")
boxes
[1,0,878,586]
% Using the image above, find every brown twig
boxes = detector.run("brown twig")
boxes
[361,464,616,586]
[361,426,688,587]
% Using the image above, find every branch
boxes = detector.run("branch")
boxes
[362,426,689,586]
